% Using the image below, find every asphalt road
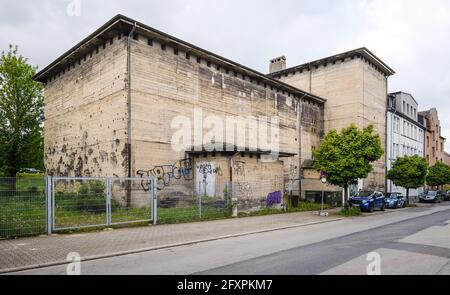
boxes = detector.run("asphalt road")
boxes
[11,203,450,275]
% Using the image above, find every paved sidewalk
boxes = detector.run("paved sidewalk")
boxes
[0,210,342,273]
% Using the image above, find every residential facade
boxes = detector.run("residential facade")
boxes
[445,152,450,166]
[419,108,447,166]
[269,48,395,196]
[34,15,333,212]
[386,92,425,196]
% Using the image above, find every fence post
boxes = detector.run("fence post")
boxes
[152,178,158,225]
[106,178,111,226]
[45,176,53,235]
[231,181,238,218]
[199,193,202,219]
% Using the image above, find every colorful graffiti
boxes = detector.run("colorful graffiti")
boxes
[137,158,194,191]
[266,191,282,207]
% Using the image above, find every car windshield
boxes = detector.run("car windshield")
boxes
[387,194,399,199]
[427,191,438,196]
[356,191,375,198]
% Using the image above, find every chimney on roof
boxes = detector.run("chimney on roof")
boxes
[269,56,286,74]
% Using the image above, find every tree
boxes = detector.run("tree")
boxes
[427,162,450,190]
[313,124,384,202]
[387,155,428,204]
[0,45,44,176]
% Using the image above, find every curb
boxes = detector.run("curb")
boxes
[1,218,343,274]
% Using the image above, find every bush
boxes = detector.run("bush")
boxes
[56,181,106,213]
[339,205,362,217]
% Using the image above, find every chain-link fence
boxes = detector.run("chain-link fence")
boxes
[1,175,292,239]
[110,178,154,225]
[52,178,109,231]
[156,178,233,224]
[0,177,46,238]
[51,177,156,232]
[0,176,156,239]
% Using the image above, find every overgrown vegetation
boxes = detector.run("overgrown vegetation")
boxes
[338,206,362,217]
[0,45,44,176]
[238,202,331,218]
[0,176,46,238]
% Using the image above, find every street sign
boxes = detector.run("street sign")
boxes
[320,171,328,184]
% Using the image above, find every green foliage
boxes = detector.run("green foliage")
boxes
[338,206,362,217]
[388,155,428,190]
[56,181,107,213]
[17,172,45,179]
[237,202,332,217]
[0,45,44,176]
[313,124,384,195]
[427,162,450,188]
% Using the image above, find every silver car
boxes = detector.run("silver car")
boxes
[419,191,442,203]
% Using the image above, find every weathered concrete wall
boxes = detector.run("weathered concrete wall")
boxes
[129,37,311,202]
[43,31,327,210]
[276,57,388,192]
[44,36,129,177]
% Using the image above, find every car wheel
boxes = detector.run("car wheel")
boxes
[402,202,406,208]
[369,204,374,213]
[381,204,385,211]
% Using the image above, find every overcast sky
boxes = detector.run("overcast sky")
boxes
[1,0,449,151]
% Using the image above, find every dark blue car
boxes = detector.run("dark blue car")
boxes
[349,191,386,212]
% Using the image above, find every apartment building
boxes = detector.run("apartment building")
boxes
[386,92,425,196]
[419,108,447,165]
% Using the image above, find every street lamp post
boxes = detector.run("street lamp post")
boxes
[317,172,329,217]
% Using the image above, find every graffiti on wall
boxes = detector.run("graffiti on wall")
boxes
[196,163,223,179]
[266,191,282,207]
[285,164,299,194]
[233,161,246,177]
[236,181,252,199]
[196,161,221,197]
[137,158,194,191]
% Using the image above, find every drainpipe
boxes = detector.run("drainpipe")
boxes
[297,93,308,200]
[386,78,391,194]
[127,22,137,178]
[388,97,398,194]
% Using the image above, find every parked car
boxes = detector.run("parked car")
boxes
[349,191,385,212]
[419,191,442,203]
[384,193,407,209]
[439,191,450,201]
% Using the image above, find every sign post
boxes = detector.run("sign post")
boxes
[316,172,329,217]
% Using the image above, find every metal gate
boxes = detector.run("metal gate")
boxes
[46,177,157,233]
